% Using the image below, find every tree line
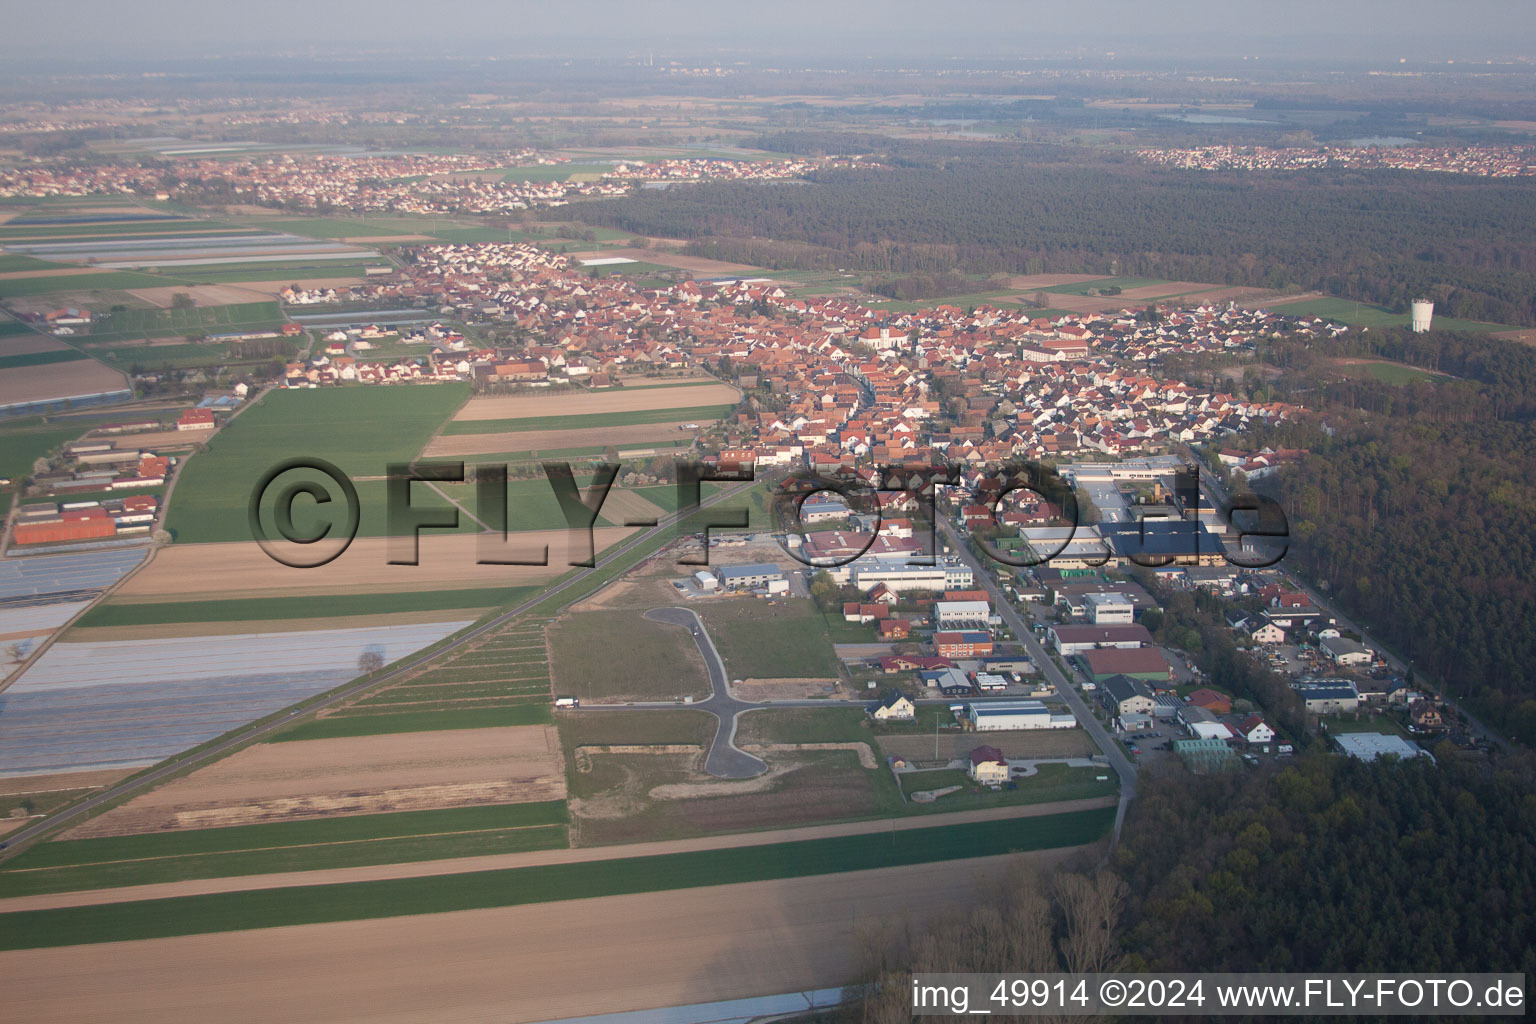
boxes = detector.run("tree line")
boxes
[570,139,1536,326]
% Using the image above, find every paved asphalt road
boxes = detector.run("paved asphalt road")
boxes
[1184,449,1508,752]
[938,518,1138,839]
[0,480,760,860]
[642,607,768,778]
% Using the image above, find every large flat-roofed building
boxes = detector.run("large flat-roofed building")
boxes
[1078,646,1172,682]
[1294,680,1361,714]
[1049,623,1152,655]
[1085,592,1135,625]
[1334,732,1431,763]
[966,700,1076,731]
[714,563,786,589]
[934,599,990,626]
[825,555,973,594]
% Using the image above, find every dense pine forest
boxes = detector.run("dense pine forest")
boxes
[1243,330,1536,744]
[570,138,1536,326]
[1116,753,1536,973]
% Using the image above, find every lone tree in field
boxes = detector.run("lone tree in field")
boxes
[171,292,196,310]
[357,651,385,674]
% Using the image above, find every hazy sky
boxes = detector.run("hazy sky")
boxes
[7,0,1536,61]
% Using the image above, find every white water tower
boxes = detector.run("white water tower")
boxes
[1411,298,1434,333]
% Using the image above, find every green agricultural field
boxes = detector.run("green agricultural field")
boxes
[694,599,844,679]
[0,802,569,898]
[74,300,284,345]
[162,383,471,544]
[238,217,442,239]
[0,254,70,274]
[548,609,711,702]
[93,342,271,371]
[0,806,1115,950]
[0,219,248,241]
[432,475,624,532]
[1274,296,1509,334]
[0,421,91,482]
[443,403,736,436]
[77,586,537,628]
[0,270,198,298]
[272,704,552,741]
[0,349,89,370]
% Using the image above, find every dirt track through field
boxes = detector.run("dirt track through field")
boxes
[0,796,1114,912]
[0,850,1084,1024]
[70,725,565,837]
[111,529,636,599]
[452,382,739,421]
[423,422,712,458]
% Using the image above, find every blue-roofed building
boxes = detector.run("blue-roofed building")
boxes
[713,563,786,590]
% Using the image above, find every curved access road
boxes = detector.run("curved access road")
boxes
[642,607,767,778]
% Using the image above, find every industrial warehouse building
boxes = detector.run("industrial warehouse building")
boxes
[1293,680,1361,714]
[934,599,990,626]
[713,563,787,591]
[1048,623,1152,655]
[966,700,1076,731]
[1078,646,1172,683]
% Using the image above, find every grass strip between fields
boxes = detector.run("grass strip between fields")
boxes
[271,704,553,740]
[79,586,540,627]
[0,807,1113,949]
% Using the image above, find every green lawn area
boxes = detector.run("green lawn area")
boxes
[1042,276,1171,295]
[0,806,1113,950]
[694,599,844,679]
[557,708,716,749]
[77,586,537,628]
[501,163,616,183]
[820,608,879,643]
[272,703,553,741]
[1332,360,1450,385]
[162,383,471,544]
[736,706,951,746]
[898,763,1118,811]
[547,609,711,702]
[1322,713,1414,739]
[0,802,569,898]
[1274,296,1510,334]
[442,403,736,436]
